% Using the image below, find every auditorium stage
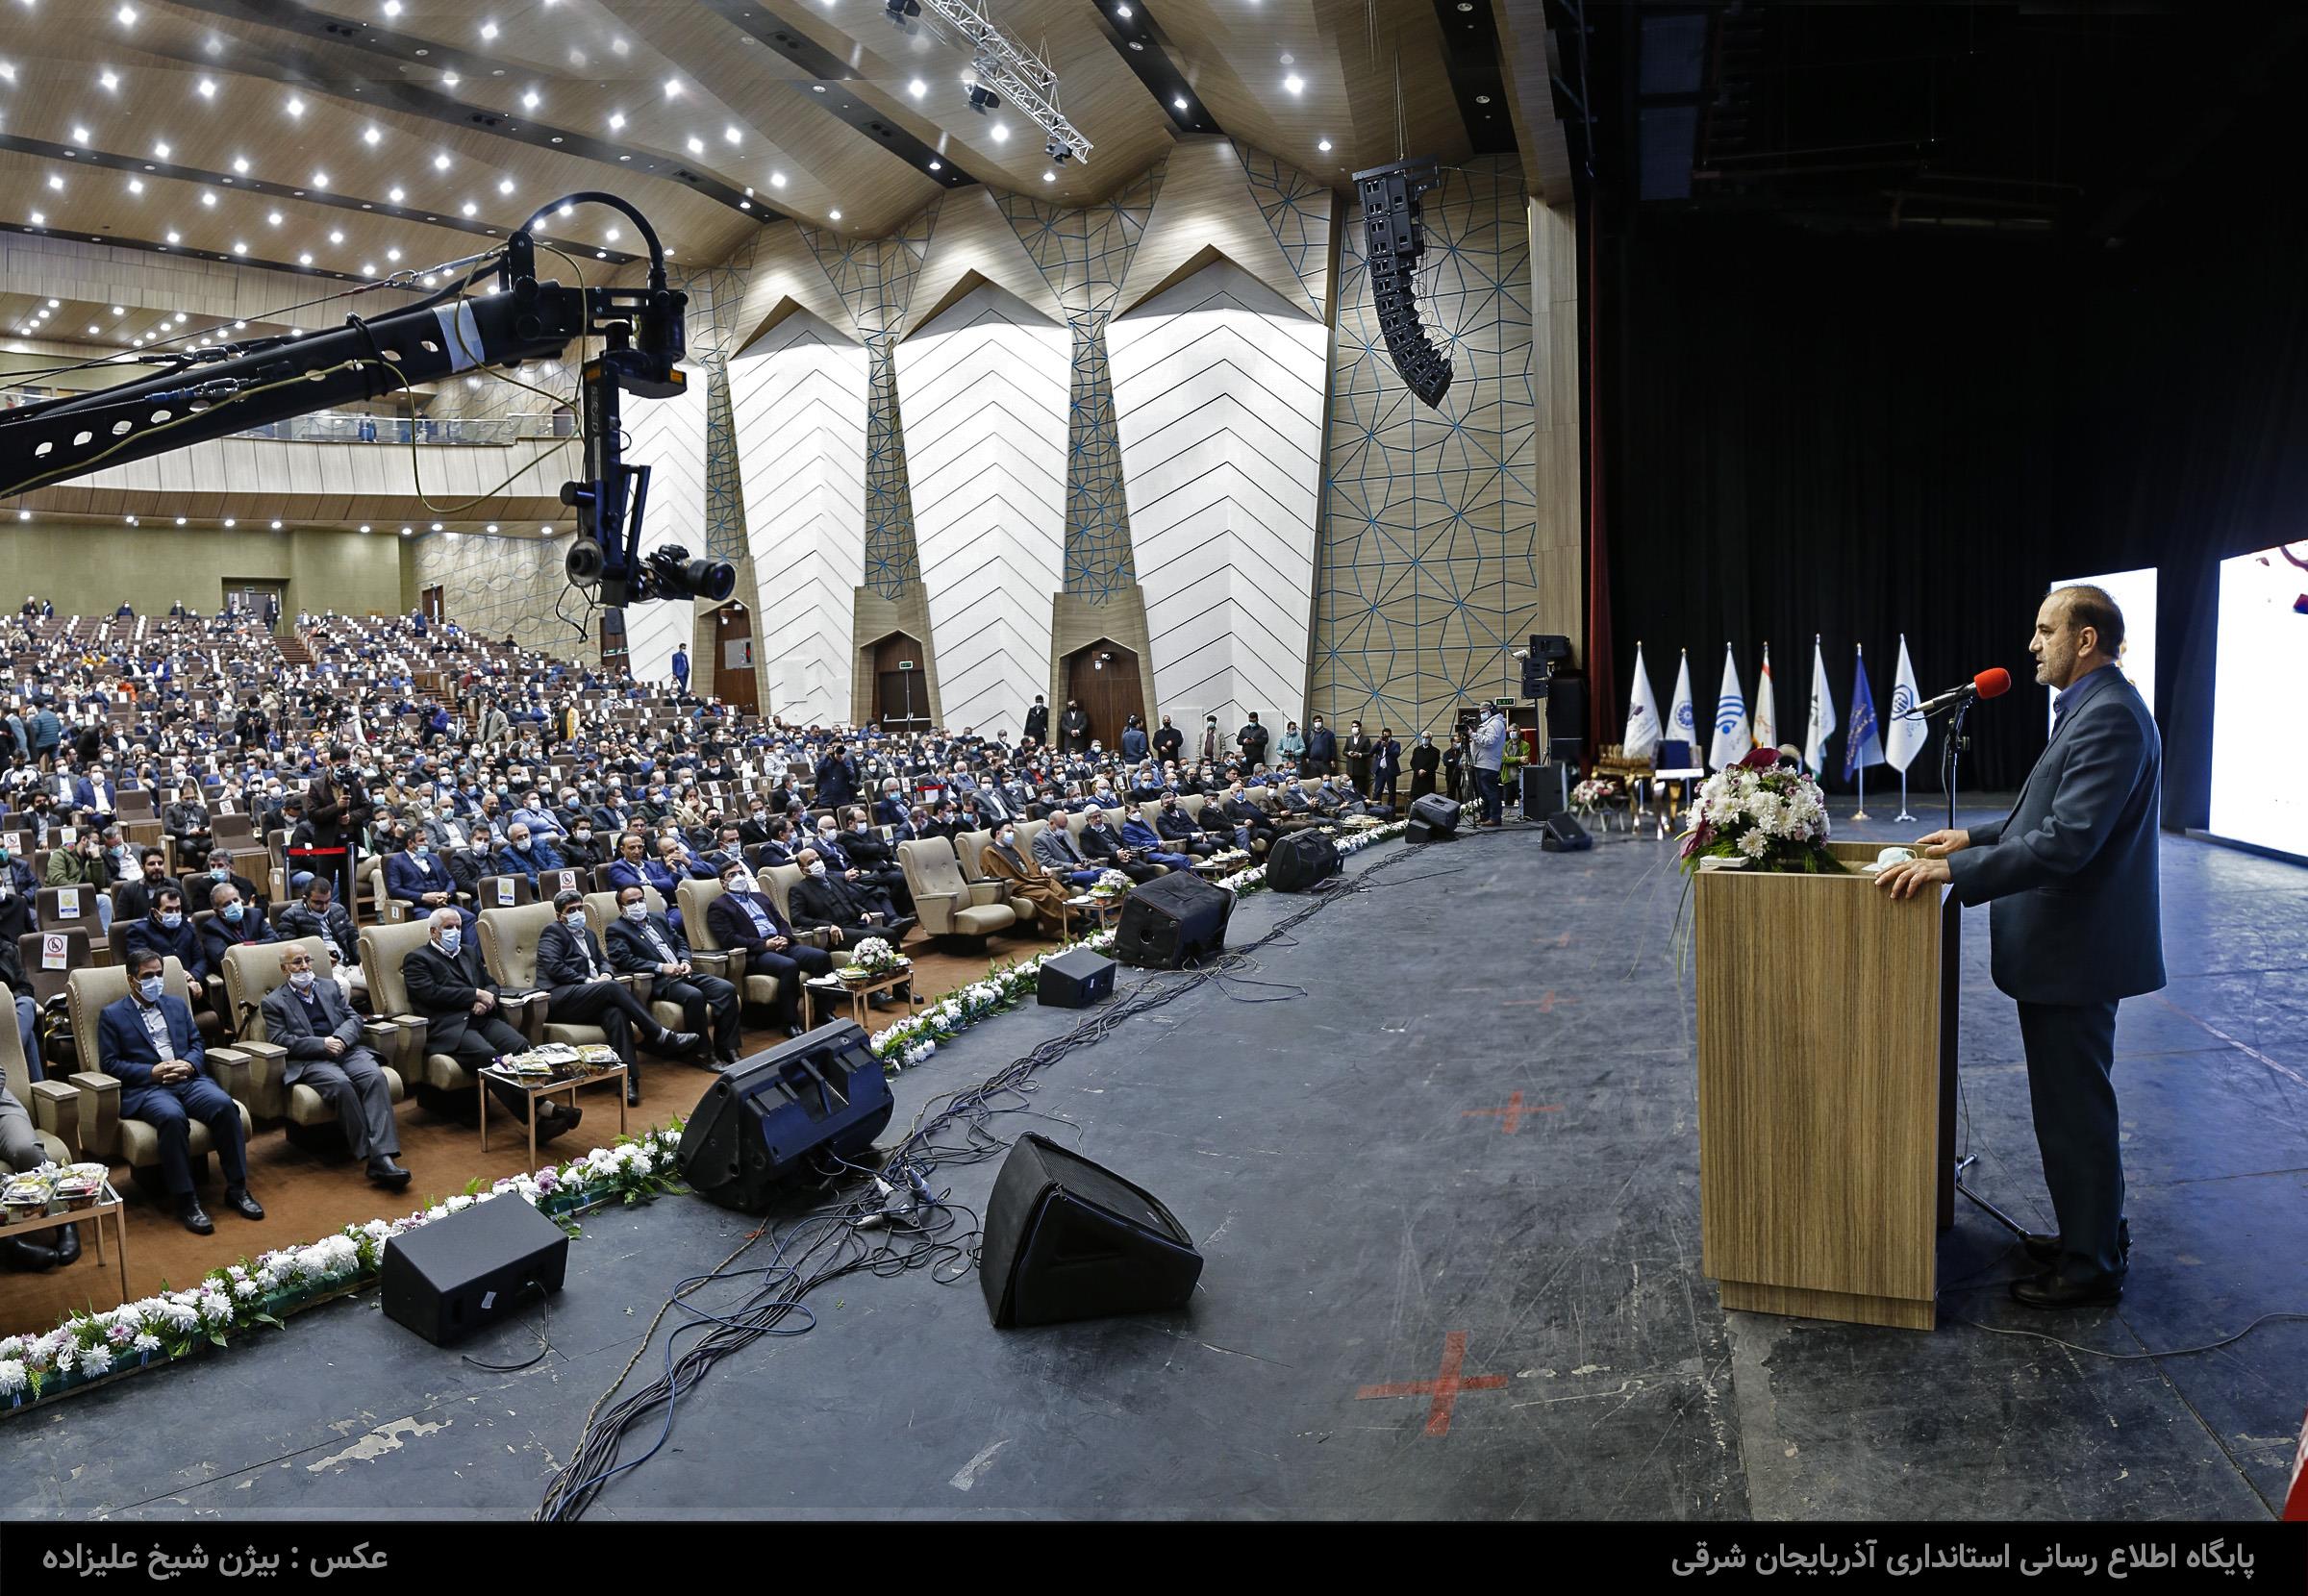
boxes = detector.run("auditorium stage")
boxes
[13,811,2305,1522]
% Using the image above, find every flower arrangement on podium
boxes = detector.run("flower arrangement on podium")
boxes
[1090,868,1133,899]
[840,936,908,981]
[1676,748,1839,875]
[1570,775,1622,817]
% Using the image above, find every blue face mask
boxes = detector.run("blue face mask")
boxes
[137,976,164,1003]
[439,928,462,956]
[160,910,183,929]
[222,904,243,924]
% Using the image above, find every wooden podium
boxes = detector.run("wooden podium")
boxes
[1694,840,1946,1330]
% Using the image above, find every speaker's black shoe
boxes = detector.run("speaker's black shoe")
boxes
[625,1076,641,1107]
[367,1157,414,1191]
[2021,1218,2131,1267]
[51,1222,80,1267]
[178,1199,214,1235]
[2010,1270,2124,1310]
[224,1187,265,1221]
[535,1103,582,1144]
[659,1030,701,1056]
[784,1022,807,1038]
[0,1235,61,1271]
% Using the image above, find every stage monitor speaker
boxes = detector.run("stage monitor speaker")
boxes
[381,1192,568,1346]
[1542,812,1593,852]
[1407,792,1462,842]
[1546,676,1587,741]
[1115,868,1234,969]
[1038,944,1116,1009]
[1519,657,1552,699]
[1521,762,1567,820]
[979,1134,1202,1329]
[1267,830,1341,892]
[1528,634,1573,663]
[677,1021,894,1213]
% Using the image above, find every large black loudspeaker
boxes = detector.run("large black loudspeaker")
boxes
[1547,675,1587,741]
[1354,157,1452,408]
[1038,944,1116,1009]
[1407,792,1462,842]
[1115,868,1234,968]
[1542,812,1593,852]
[1266,830,1340,892]
[979,1134,1202,1329]
[677,1022,894,1212]
[381,1193,568,1346]
[1521,762,1566,820]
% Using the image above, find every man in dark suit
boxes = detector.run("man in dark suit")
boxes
[706,860,833,1036]
[260,944,408,1189]
[197,883,276,1010]
[1077,807,1164,883]
[605,885,740,1067]
[494,822,565,885]
[1153,794,1217,858]
[1022,695,1049,747]
[790,847,916,946]
[835,807,916,912]
[71,767,123,827]
[1030,817,1103,888]
[401,908,579,1140]
[122,886,214,1014]
[303,744,370,911]
[1879,586,2162,1310]
[97,949,261,1234]
[1370,729,1404,809]
[386,836,473,932]
[113,848,186,923]
[274,875,364,1001]
[814,743,860,811]
[536,890,698,1103]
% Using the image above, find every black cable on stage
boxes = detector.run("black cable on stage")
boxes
[534,841,1451,1521]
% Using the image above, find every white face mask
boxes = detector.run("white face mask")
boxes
[621,903,647,921]
[807,861,827,878]
[564,910,588,930]
[289,969,317,991]
[727,874,754,894]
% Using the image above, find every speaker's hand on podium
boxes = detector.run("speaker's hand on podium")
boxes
[1913,828,1970,858]
[1875,856,1951,900]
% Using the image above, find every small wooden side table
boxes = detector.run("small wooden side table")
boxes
[803,965,917,1029]
[1062,893,1128,938]
[478,1060,626,1166]
[1,1185,130,1308]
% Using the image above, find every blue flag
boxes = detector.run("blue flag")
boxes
[1844,647,1885,779]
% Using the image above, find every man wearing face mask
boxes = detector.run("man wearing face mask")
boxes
[402,908,580,1140]
[559,817,607,870]
[198,884,277,1007]
[274,876,364,1001]
[808,815,904,919]
[790,847,916,946]
[1059,698,1092,757]
[537,890,701,1101]
[1409,730,1442,799]
[98,949,260,1234]
[838,806,916,912]
[260,944,408,1189]
[605,885,740,1067]
[1370,727,1404,810]
[1152,794,1217,859]
[0,839,38,946]
[707,860,831,1037]
[163,785,215,872]
[494,822,564,885]
[387,830,474,933]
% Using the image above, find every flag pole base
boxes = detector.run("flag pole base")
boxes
[1851,810,1870,821]
[1893,810,1916,823]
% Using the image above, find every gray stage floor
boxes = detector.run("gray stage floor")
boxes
[12,809,2306,1522]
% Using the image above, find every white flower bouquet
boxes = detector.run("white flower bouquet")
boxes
[1570,776,1621,815]
[1676,749,1839,876]
[1091,868,1132,898]
[844,935,907,976]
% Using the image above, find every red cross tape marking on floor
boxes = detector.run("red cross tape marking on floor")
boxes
[1356,1332,1510,1436]
[1462,1090,1562,1134]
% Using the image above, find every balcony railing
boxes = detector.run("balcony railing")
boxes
[0,385,574,445]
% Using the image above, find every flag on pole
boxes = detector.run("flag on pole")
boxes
[1803,635,1837,777]
[1668,649,1697,758]
[1753,642,1779,752]
[1708,643,1751,771]
[1844,643,1885,779]
[1885,634,1928,773]
[1622,642,1662,761]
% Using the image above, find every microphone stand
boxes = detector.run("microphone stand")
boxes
[1932,696,2027,1240]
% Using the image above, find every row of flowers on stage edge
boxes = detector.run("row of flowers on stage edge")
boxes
[0,821,1411,1412]
[863,819,1409,1071]
[0,1127,690,1411]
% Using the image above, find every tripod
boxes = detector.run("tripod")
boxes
[1934,697,2027,1239]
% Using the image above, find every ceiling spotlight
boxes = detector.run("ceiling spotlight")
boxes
[605,226,620,240]
[828,209,841,221]
[174,515,187,525]
[115,3,134,25]
[441,71,460,87]
[329,229,344,242]
[461,201,476,216]
[1317,137,1332,152]
[174,311,186,321]
[1284,74,1304,94]
[522,88,540,110]
[232,156,250,174]
[928,160,941,171]
[223,518,236,527]
[312,170,329,187]
[72,125,89,144]
[1042,170,1056,183]
[1044,135,1071,162]
[359,524,370,534]
[200,190,216,206]
[298,252,313,264]
[965,77,1001,113]
[609,112,626,131]
[558,202,574,215]
[165,230,181,243]
[887,0,922,19]
[724,125,741,143]
[386,247,401,262]
[1172,95,1188,111]
[687,136,703,154]
[196,78,215,98]
[286,95,303,116]
[433,152,451,169]
[481,20,498,39]
[664,78,681,98]
[46,175,63,191]
[769,170,787,187]
[908,77,926,98]
[431,521,442,531]
[128,178,144,193]
[485,523,498,534]
[154,139,171,158]
[364,125,381,144]
[26,212,42,227]
[111,305,123,314]
[383,0,399,13]
[400,527,412,536]
[360,261,375,275]
[87,323,99,335]
[497,177,514,194]
[991,123,1009,141]
[271,519,283,529]
[1117,2,1131,12]
[232,241,246,254]
[99,70,118,90]
[388,186,404,202]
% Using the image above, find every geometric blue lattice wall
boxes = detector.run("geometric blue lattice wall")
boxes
[1234,141,1333,321]
[1315,155,1539,736]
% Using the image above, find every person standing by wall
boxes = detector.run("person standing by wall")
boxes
[1470,702,1509,828]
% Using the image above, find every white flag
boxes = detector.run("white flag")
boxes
[1803,634,1838,776]
[1622,643,1662,761]
[1667,649,1697,761]
[1753,642,1779,752]
[1885,634,1928,773]
[1708,643,1751,771]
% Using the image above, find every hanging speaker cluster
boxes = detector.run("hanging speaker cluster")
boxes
[1354,157,1453,409]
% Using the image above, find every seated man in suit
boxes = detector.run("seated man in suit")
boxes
[259,944,409,1190]
[1030,816,1103,889]
[493,821,565,885]
[604,885,741,1068]
[1076,807,1165,883]
[738,800,779,849]
[187,851,265,915]
[1119,809,1193,873]
[163,787,214,872]
[1153,793,1218,859]
[98,948,262,1234]
[401,908,579,1141]
[122,885,215,1015]
[704,859,833,1037]
[605,833,690,935]
[273,874,365,1001]
[113,847,186,923]
[835,806,915,913]
[558,818,609,871]
[789,848,916,948]
[386,835,473,932]
[71,768,122,828]
[198,883,277,1023]
[978,824,1069,933]
[1217,784,1280,856]
[536,889,699,1104]
[1273,782,1338,833]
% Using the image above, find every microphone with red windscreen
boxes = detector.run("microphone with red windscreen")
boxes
[1913,666,2010,717]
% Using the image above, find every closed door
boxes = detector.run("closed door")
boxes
[1065,639,1145,750]
[713,603,759,715]
[871,632,928,731]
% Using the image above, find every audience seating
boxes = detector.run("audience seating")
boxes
[216,935,405,1153]
[64,958,254,1197]
[897,836,1019,944]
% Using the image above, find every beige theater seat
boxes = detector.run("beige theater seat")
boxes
[217,935,405,1154]
[1,985,73,1165]
[477,902,603,1049]
[66,957,255,1197]
[898,836,1018,943]
[356,918,484,1113]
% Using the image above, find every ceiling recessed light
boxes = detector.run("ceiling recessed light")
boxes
[485,522,498,533]
[1317,137,1332,152]
[127,177,144,194]
[1042,170,1055,183]
[687,136,703,154]
[400,526,412,536]
[604,226,620,240]
[285,94,303,116]
[991,124,1009,141]
[115,3,134,25]
[111,305,123,314]
[497,177,514,194]
[828,209,841,220]
[433,152,451,170]
[153,139,171,158]
[908,78,927,98]
[46,298,59,308]
[386,247,401,262]
[270,519,283,529]
[522,88,540,110]
[173,311,185,321]
[388,187,404,202]
[72,126,89,144]
[27,212,43,227]
[431,521,442,531]
[442,71,460,87]
[87,323,99,334]
[608,112,626,131]
[481,20,498,39]
[298,251,313,264]
[312,170,329,187]
[46,175,63,191]
[196,78,214,98]
[462,201,477,216]
[329,229,344,243]
[99,70,118,90]
[557,202,573,216]
[770,170,787,187]
[1284,74,1304,94]
[360,261,375,275]
[223,517,236,527]
[359,524,371,534]
[363,125,382,145]
[174,515,187,525]
[664,78,681,97]
[724,125,741,143]
[1173,95,1188,111]
[928,160,941,171]
[383,0,400,13]
[200,190,216,207]
[232,241,246,254]
[595,250,608,259]
[1117,2,1131,12]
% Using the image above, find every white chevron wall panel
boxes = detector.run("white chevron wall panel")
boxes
[617,362,710,688]
[730,312,869,723]
[896,282,1069,740]
[1107,261,1328,733]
